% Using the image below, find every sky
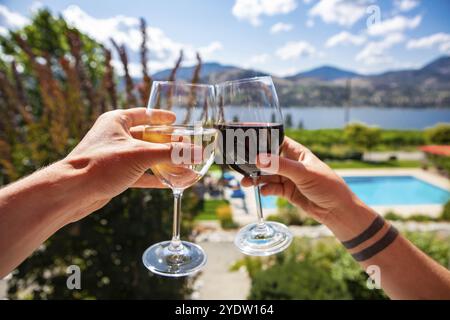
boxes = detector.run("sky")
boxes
[1,0,450,77]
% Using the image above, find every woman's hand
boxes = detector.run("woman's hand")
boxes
[241,137,364,225]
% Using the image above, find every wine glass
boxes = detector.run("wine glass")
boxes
[215,76,293,256]
[142,81,218,277]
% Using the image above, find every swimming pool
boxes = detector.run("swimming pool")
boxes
[343,175,450,206]
[260,175,450,208]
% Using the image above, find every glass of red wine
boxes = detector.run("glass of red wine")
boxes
[215,76,293,256]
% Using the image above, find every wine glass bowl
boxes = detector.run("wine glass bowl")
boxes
[216,76,293,256]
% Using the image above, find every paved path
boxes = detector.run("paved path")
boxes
[194,242,250,300]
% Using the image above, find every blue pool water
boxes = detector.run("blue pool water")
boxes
[343,176,450,206]
[261,195,278,209]
[260,176,450,208]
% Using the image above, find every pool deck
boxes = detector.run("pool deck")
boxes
[228,169,450,222]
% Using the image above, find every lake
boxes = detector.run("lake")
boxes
[281,107,450,130]
[168,106,450,129]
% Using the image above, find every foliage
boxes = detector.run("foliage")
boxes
[343,123,381,151]
[232,232,450,300]
[216,204,238,229]
[425,123,450,145]
[441,201,450,221]
[269,198,319,226]
[194,199,229,221]
[1,9,202,299]
[285,127,425,161]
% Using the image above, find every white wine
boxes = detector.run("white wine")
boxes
[143,125,217,190]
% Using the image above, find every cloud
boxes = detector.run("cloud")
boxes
[407,33,450,54]
[394,0,420,12]
[356,33,405,65]
[232,0,297,26]
[308,0,368,27]
[326,31,366,48]
[275,41,316,60]
[367,15,422,36]
[248,53,270,64]
[61,5,222,72]
[0,4,30,31]
[198,41,223,59]
[270,22,293,34]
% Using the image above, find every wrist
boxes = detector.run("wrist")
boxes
[323,196,379,242]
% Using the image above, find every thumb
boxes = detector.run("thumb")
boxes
[256,153,307,181]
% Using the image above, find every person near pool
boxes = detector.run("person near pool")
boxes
[0,108,449,299]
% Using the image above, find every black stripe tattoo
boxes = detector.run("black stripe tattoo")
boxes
[351,225,399,262]
[341,215,385,249]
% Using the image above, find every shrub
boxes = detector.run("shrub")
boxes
[344,123,381,152]
[233,232,450,300]
[440,200,450,221]
[425,123,450,145]
[216,204,238,229]
[384,211,403,221]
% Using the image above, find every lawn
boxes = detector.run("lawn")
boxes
[326,160,422,169]
[194,199,229,221]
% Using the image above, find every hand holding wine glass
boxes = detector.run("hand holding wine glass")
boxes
[142,81,218,277]
[216,76,293,256]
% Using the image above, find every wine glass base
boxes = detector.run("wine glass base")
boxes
[142,240,207,277]
[234,221,293,256]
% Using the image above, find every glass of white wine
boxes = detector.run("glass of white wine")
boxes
[142,81,218,277]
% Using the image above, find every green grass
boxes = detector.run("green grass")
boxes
[326,160,422,169]
[194,199,229,221]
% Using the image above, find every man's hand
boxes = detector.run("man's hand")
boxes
[63,107,176,222]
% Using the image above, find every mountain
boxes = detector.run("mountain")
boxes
[152,62,236,81]
[145,55,450,107]
[287,66,361,81]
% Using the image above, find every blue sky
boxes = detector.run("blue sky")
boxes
[1,0,450,77]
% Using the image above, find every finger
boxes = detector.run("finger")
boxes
[120,107,176,127]
[240,175,281,187]
[132,173,167,188]
[130,125,145,140]
[256,154,306,180]
[281,137,310,161]
[260,182,311,211]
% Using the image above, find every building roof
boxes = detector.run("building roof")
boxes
[419,145,450,157]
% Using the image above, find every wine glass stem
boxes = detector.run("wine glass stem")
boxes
[252,176,266,227]
[170,189,183,251]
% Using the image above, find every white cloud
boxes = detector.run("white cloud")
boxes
[198,41,223,59]
[407,33,450,54]
[270,22,293,34]
[275,41,316,60]
[367,15,422,36]
[249,53,270,64]
[232,0,297,26]
[394,0,420,12]
[61,5,222,72]
[308,0,368,27]
[0,4,30,31]
[356,33,405,65]
[306,19,314,28]
[326,31,366,48]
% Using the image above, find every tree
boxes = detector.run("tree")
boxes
[425,123,450,145]
[284,113,293,128]
[1,9,200,299]
[344,123,381,152]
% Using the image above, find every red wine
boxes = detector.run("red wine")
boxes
[216,122,284,177]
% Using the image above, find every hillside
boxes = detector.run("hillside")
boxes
[147,56,450,107]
